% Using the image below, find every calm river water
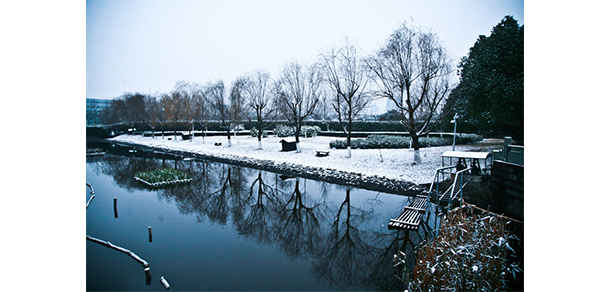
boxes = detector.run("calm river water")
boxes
[86,142,439,291]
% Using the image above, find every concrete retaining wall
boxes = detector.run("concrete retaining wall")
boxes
[490,160,524,220]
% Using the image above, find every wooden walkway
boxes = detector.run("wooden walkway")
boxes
[388,195,429,230]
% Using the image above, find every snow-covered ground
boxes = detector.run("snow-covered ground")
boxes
[110,134,500,185]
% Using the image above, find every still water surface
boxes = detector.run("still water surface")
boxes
[86,143,438,291]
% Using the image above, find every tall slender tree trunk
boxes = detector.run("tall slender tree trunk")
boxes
[410,130,421,164]
[346,106,353,158]
[294,114,301,143]
[257,118,263,150]
[294,114,302,152]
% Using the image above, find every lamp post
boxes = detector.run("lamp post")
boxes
[451,113,458,151]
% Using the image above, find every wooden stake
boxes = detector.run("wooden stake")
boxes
[145,266,151,286]
[86,195,95,209]
[148,226,152,242]
[86,182,95,194]
[160,276,170,289]
[114,197,118,218]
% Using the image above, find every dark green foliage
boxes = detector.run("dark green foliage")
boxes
[448,16,524,140]
[329,134,482,149]
[307,120,408,132]
[378,109,404,121]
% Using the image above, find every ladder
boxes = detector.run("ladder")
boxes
[388,195,429,230]
[430,165,472,208]
[387,164,474,230]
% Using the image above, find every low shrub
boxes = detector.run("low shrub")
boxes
[329,134,482,149]
[250,127,269,138]
[274,125,321,138]
[302,125,321,137]
[274,125,294,137]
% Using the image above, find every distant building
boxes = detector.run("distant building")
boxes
[86,98,112,126]
[386,98,400,112]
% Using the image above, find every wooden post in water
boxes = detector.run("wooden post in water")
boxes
[148,226,153,242]
[144,266,152,286]
[86,195,95,209]
[114,197,118,218]
[86,182,95,194]
[160,276,170,289]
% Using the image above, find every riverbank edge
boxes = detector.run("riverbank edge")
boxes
[109,139,426,196]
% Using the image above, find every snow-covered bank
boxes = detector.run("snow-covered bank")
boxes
[109,134,499,189]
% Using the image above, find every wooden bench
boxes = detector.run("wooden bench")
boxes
[316,151,330,157]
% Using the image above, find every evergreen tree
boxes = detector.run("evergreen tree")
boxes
[451,16,524,140]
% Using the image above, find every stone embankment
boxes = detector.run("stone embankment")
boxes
[112,140,426,196]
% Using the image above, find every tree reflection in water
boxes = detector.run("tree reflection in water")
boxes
[89,146,439,290]
[311,187,378,289]
[235,171,280,244]
[276,177,324,259]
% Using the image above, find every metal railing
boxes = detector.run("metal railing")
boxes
[427,165,457,197]
[447,167,472,203]
[428,165,473,209]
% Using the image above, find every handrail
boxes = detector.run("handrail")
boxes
[449,167,472,201]
[451,179,471,200]
[429,165,479,210]
[436,186,453,204]
[427,165,457,195]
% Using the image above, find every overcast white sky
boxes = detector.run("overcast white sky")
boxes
[86,0,524,99]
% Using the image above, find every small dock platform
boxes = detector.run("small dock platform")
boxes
[388,195,429,230]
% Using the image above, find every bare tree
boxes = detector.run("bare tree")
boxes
[100,98,125,126]
[229,76,247,136]
[243,69,274,150]
[122,93,147,134]
[160,91,180,140]
[320,41,373,158]
[367,23,453,164]
[172,80,198,141]
[208,80,242,147]
[143,94,161,138]
[192,82,209,143]
[273,61,322,151]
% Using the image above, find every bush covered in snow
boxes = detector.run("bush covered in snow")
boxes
[329,134,482,149]
[273,125,321,138]
[250,127,269,138]
[302,125,321,137]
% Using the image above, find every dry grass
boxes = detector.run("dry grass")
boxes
[408,203,521,291]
